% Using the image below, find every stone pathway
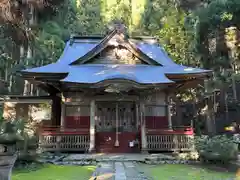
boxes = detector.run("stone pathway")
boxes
[91,162,151,180]
[115,162,126,180]
[91,162,115,180]
[124,162,151,180]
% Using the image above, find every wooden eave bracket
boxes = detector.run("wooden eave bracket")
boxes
[164,77,204,93]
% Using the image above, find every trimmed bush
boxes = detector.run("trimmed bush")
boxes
[195,135,238,163]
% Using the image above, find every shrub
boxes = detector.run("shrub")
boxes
[194,135,238,163]
[0,121,24,144]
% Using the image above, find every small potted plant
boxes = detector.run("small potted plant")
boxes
[0,120,23,180]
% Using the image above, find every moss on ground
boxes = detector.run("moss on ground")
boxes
[12,164,96,180]
[141,164,236,180]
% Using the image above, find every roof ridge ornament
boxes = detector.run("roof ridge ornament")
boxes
[107,21,127,35]
[69,34,75,46]
[115,23,126,34]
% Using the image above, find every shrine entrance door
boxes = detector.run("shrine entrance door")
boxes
[95,101,140,153]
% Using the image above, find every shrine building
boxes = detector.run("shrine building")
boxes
[5,24,211,153]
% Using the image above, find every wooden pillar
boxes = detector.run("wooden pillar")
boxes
[51,94,61,126]
[140,102,148,153]
[60,103,65,127]
[114,103,120,147]
[89,100,96,153]
[174,95,182,126]
[136,103,139,129]
[166,93,172,129]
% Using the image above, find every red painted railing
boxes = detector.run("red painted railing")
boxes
[146,126,194,135]
[146,126,194,151]
[38,126,194,152]
[39,126,89,135]
[39,126,90,152]
[39,126,193,136]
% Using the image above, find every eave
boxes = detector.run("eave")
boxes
[19,71,67,78]
[0,95,52,104]
[38,83,61,95]
[166,68,212,80]
[20,77,62,95]
[164,77,206,93]
[18,63,211,92]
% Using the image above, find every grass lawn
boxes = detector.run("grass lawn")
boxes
[12,164,96,180]
[141,164,237,180]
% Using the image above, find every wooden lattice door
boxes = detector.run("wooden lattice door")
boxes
[118,102,137,132]
[95,101,140,153]
[95,102,116,132]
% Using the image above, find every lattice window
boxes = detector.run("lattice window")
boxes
[95,102,137,132]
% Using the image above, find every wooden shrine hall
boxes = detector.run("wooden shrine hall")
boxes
[15,24,211,153]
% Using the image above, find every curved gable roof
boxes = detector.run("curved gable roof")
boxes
[20,25,212,85]
[62,64,174,85]
[135,42,177,66]
[35,25,182,67]
[69,29,162,65]
[57,39,100,65]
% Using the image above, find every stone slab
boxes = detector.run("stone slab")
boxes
[91,162,114,180]
[124,162,151,180]
[115,162,126,180]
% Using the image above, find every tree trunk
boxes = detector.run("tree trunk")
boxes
[225,91,229,123]
[204,79,216,134]
[23,4,35,96]
[232,74,237,101]
[9,43,20,94]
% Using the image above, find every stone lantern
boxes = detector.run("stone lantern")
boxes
[0,122,23,180]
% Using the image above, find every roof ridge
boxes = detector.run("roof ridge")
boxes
[71,35,104,39]
[68,34,157,41]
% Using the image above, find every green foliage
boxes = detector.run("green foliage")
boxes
[0,120,24,144]
[14,119,38,150]
[158,9,195,65]
[33,22,65,65]
[196,0,240,31]
[195,135,238,163]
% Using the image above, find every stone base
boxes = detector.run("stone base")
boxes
[0,154,17,180]
[88,148,96,154]
[40,153,200,166]
[141,149,148,154]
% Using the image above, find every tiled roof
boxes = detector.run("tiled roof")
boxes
[21,31,211,84]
